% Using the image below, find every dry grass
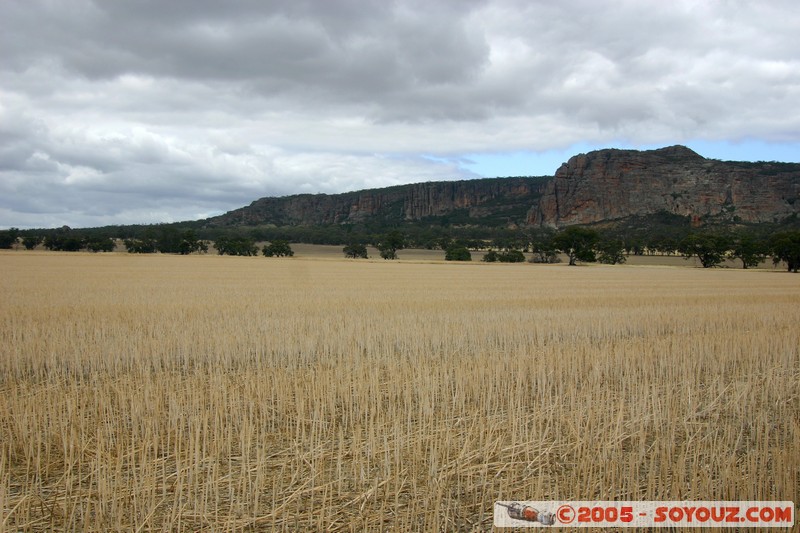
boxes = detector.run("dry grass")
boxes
[1,251,798,531]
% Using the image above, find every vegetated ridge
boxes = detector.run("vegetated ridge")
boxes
[207,145,800,230]
[208,177,542,229]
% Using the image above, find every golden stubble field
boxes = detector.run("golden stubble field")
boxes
[1,251,798,531]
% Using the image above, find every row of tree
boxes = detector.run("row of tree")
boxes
[676,230,800,271]
[527,227,800,271]
[5,204,798,254]
[348,227,618,265]
[3,225,799,272]
[124,229,208,254]
[0,226,299,258]
[0,227,211,254]
[208,236,295,257]
[526,227,800,271]
[342,226,800,272]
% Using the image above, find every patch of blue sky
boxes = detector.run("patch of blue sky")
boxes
[457,140,799,179]
[683,139,799,163]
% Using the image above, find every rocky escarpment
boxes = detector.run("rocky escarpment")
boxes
[527,145,800,227]
[207,145,800,229]
[208,177,548,227]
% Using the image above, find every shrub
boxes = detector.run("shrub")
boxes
[343,243,369,259]
[444,245,471,261]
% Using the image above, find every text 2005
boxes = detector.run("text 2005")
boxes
[576,506,634,523]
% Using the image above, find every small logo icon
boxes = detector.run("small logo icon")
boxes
[497,502,555,525]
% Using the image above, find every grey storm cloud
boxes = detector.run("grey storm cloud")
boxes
[1,0,799,227]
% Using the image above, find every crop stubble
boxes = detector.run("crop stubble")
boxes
[0,252,798,531]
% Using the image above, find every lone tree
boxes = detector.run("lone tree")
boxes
[262,240,294,257]
[596,238,627,265]
[86,237,116,252]
[444,244,471,261]
[43,229,83,252]
[529,229,560,263]
[22,235,42,250]
[729,230,767,269]
[0,228,19,249]
[769,231,800,272]
[551,226,599,265]
[678,232,728,268]
[376,230,405,260]
[175,230,208,255]
[215,236,259,256]
[343,243,369,259]
[482,250,499,262]
[124,238,157,253]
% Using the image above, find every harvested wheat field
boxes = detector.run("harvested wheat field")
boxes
[1,251,798,531]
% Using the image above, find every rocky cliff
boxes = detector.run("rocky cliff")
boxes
[208,146,800,229]
[527,145,800,227]
[209,177,547,227]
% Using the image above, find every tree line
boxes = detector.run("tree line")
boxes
[2,225,798,272]
[534,226,799,271]
[336,226,799,272]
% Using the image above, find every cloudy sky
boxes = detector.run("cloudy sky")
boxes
[1,0,798,229]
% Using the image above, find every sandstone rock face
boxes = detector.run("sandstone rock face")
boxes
[527,145,800,227]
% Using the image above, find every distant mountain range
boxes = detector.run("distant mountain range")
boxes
[206,145,799,230]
